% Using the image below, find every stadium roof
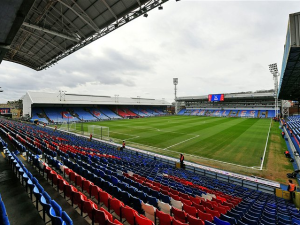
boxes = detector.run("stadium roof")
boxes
[23,91,170,106]
[0,0,169,71]
[278,12,300,100]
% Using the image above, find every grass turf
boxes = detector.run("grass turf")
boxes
[72,116,271,167]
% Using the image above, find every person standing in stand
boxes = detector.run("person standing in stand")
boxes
[122,140,126,149]
[288,179,296,203]
[180,153,185,169]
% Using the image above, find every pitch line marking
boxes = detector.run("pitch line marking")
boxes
[126,140,261,170]
[163,135,200,150]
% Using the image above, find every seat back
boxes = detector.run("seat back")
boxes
[156,210,172,225]
[142,202,156,222]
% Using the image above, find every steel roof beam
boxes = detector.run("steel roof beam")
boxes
[23,22,79,42]
[49,5,86,38]
[20,28,65,52]
[101,0,118,21]
[58,0,100,32]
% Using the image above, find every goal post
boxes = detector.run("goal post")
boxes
[88,125,109,140]
[58,122,80,133]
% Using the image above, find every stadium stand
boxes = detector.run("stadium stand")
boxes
[43,108,80,123]
[129,108,149,117]
[90,108,111,120]
[2,145,73,224]
[147,108,160,116]
[178,109,275,118]
[96,107,122,120]
[72,108,96,121]
[0,118,299,225]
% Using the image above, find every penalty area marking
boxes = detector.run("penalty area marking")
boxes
[110,131,139,141]
[163,135,200,150]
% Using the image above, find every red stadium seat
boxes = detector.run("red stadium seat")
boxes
[155,210,172,225]
[183,203,197,217]
[172,207,187,223]
[187,214,205,225]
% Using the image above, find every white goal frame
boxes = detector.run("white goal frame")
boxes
[59,121,78,132]
[88,125,110,140]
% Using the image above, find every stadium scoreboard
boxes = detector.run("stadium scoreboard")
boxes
[208,94,224,102]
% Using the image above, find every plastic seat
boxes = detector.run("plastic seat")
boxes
[49,207,64,225]
[82,198,97,220]
[72,191,86,209]
[130,196,143,214]
[137,191,147,202]
[93,207,108,225]
[206,207,221,218]
[205,221,217,225]
[82,180,92,194]
[63,185,77,202]
[193,202,206,212]
[147,195,158,208]
[158,200,172,215]
[202,201,214,210]
[75,175,85,188]
[171,198,183,210]
[214,216,231,225]
[227,210,242,221]
[172,218,189,225]
[220,213,237,225]
[214,205,228,215]
[121,206,137,225]
[160,193,171,204]
[110,198,124,219]
[119,190,131,206]
[198,209,213,222]
[107,219,123,225]
[172,207,187,223]
[142,202,156,222]
[187,214,205,225]
[40,194,51,221]
[61,211,73,225]
[183,203,197,217]
[99,190,112,209]
[135,213,154,225]
[156,210,172,225]
[242,216,258,225]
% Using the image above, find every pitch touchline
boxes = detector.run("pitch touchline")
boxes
[163,135,200,150]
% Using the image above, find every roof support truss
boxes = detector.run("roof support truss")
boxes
[58,0,100,32]
[37,0,169,70]
[23,22,79,42]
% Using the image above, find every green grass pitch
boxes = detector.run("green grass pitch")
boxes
[75,116,271,167]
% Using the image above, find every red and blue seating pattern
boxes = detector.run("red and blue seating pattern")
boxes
[1,118,300,225]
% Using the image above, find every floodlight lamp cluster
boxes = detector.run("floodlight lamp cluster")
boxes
[269,63,278,75]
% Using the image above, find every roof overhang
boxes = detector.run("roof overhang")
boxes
[278,12,300,100]
[0,0,169,71]
[0,0,35,65]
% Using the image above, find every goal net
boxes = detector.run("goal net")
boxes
[88,125,109,140]
[59,122,78,133]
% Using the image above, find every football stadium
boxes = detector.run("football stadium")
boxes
[0,1,300,225]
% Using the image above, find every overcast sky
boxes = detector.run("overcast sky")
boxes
[0,1,298,103]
